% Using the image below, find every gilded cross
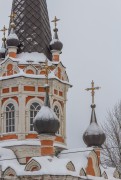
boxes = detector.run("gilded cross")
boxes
[0,25,8,38]
[40,59,55,85]
[0,25,8,46]
[85,80,100,104]
[9,12,16,22]
[51,16,60,28]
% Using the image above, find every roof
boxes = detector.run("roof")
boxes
[10,0,52,59]
[0,146,118,179]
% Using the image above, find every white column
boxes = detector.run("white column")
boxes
[18,89,26,140]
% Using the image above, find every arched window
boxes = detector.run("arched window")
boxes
[54,105,60,118]
[6,103,15,133]
[30,102,41,131]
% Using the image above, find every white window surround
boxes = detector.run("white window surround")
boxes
[30,102,41,131]
[53,101,63,136]
[25,98,43,133]
[6,103,15,133]
[2,98,19,134]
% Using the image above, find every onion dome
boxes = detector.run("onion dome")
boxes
[83,104,106,147]
[0,42,6,59]
[34,85,60,135]
[50,28,63,52]
[50,17,63,52]
[7,22,19,47]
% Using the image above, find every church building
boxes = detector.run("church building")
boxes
[0,0,119,179]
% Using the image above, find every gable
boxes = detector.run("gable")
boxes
[25,159,41,171]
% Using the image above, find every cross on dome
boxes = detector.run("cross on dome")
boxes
[0,25,8,38]
[9,12,16,22]
[85,80,100,105]
[51,16,60,29]
[0,25,8,45]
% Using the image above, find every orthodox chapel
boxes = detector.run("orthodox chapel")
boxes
[0,0,119,179]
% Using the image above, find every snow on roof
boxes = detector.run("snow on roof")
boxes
[59,147,93,174]
[85,122,104,135]
[34,106,58,122]
[7,32,19,40]
[0,146,118,179]
[0,148,79,177]
[0,47,6,53]
[16,52,47,64]
[87,175,117,180]
[27,156,79,177]
[50,39,61,45]
[100,166,116,179]
[0,147,25,173]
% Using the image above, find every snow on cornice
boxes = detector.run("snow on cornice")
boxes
[0,68,72,87]
[0,139,67,149]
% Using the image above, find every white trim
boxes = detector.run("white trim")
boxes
[53,101,63,135]
[26,98,43,133]
[2,98,19,134]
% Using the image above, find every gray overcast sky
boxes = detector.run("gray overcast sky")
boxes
[0,0,121,148]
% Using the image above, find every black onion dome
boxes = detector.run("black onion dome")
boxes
[50,28,63,52]
[0,42,6,59]
[7,23,19,47]
[83,104,106,147]
[34,85,60,135]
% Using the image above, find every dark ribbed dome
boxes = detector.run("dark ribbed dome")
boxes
[50,28,63,52]
[83,104,106,147]
[34,85,60,135]
[7,23,19,47]
[10,0,52,59]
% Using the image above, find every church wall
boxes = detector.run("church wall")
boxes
[0,74,69,145]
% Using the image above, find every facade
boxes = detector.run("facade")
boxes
[0,0,119,179]
[0,0,71,156]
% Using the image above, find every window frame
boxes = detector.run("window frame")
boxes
[2,99,19,134]
[25,98,43,133]
[6,103,15,133]
[30,102,41,131]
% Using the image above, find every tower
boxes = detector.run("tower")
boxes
[0,0,71,164]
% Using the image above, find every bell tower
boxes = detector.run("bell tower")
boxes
[0,0,71,162]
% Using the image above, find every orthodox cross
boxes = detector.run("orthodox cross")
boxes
[9,12,16,22]
[51,16,60,28]
[0,25,8,46]
[85,80,100,104]
[41,59,54,85]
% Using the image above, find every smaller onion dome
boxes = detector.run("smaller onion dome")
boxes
[0,41,6,59]
[6,22,19,47]
[50,28,63,52]
[34,85,60,135]
[83,104,106,147]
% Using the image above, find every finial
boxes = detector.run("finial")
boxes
[41,59,54,85]
[85,80,101,105]
[0,25,8,47]
[9,12,16,29]
[51,16,60,29]
[9,12,16,22]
